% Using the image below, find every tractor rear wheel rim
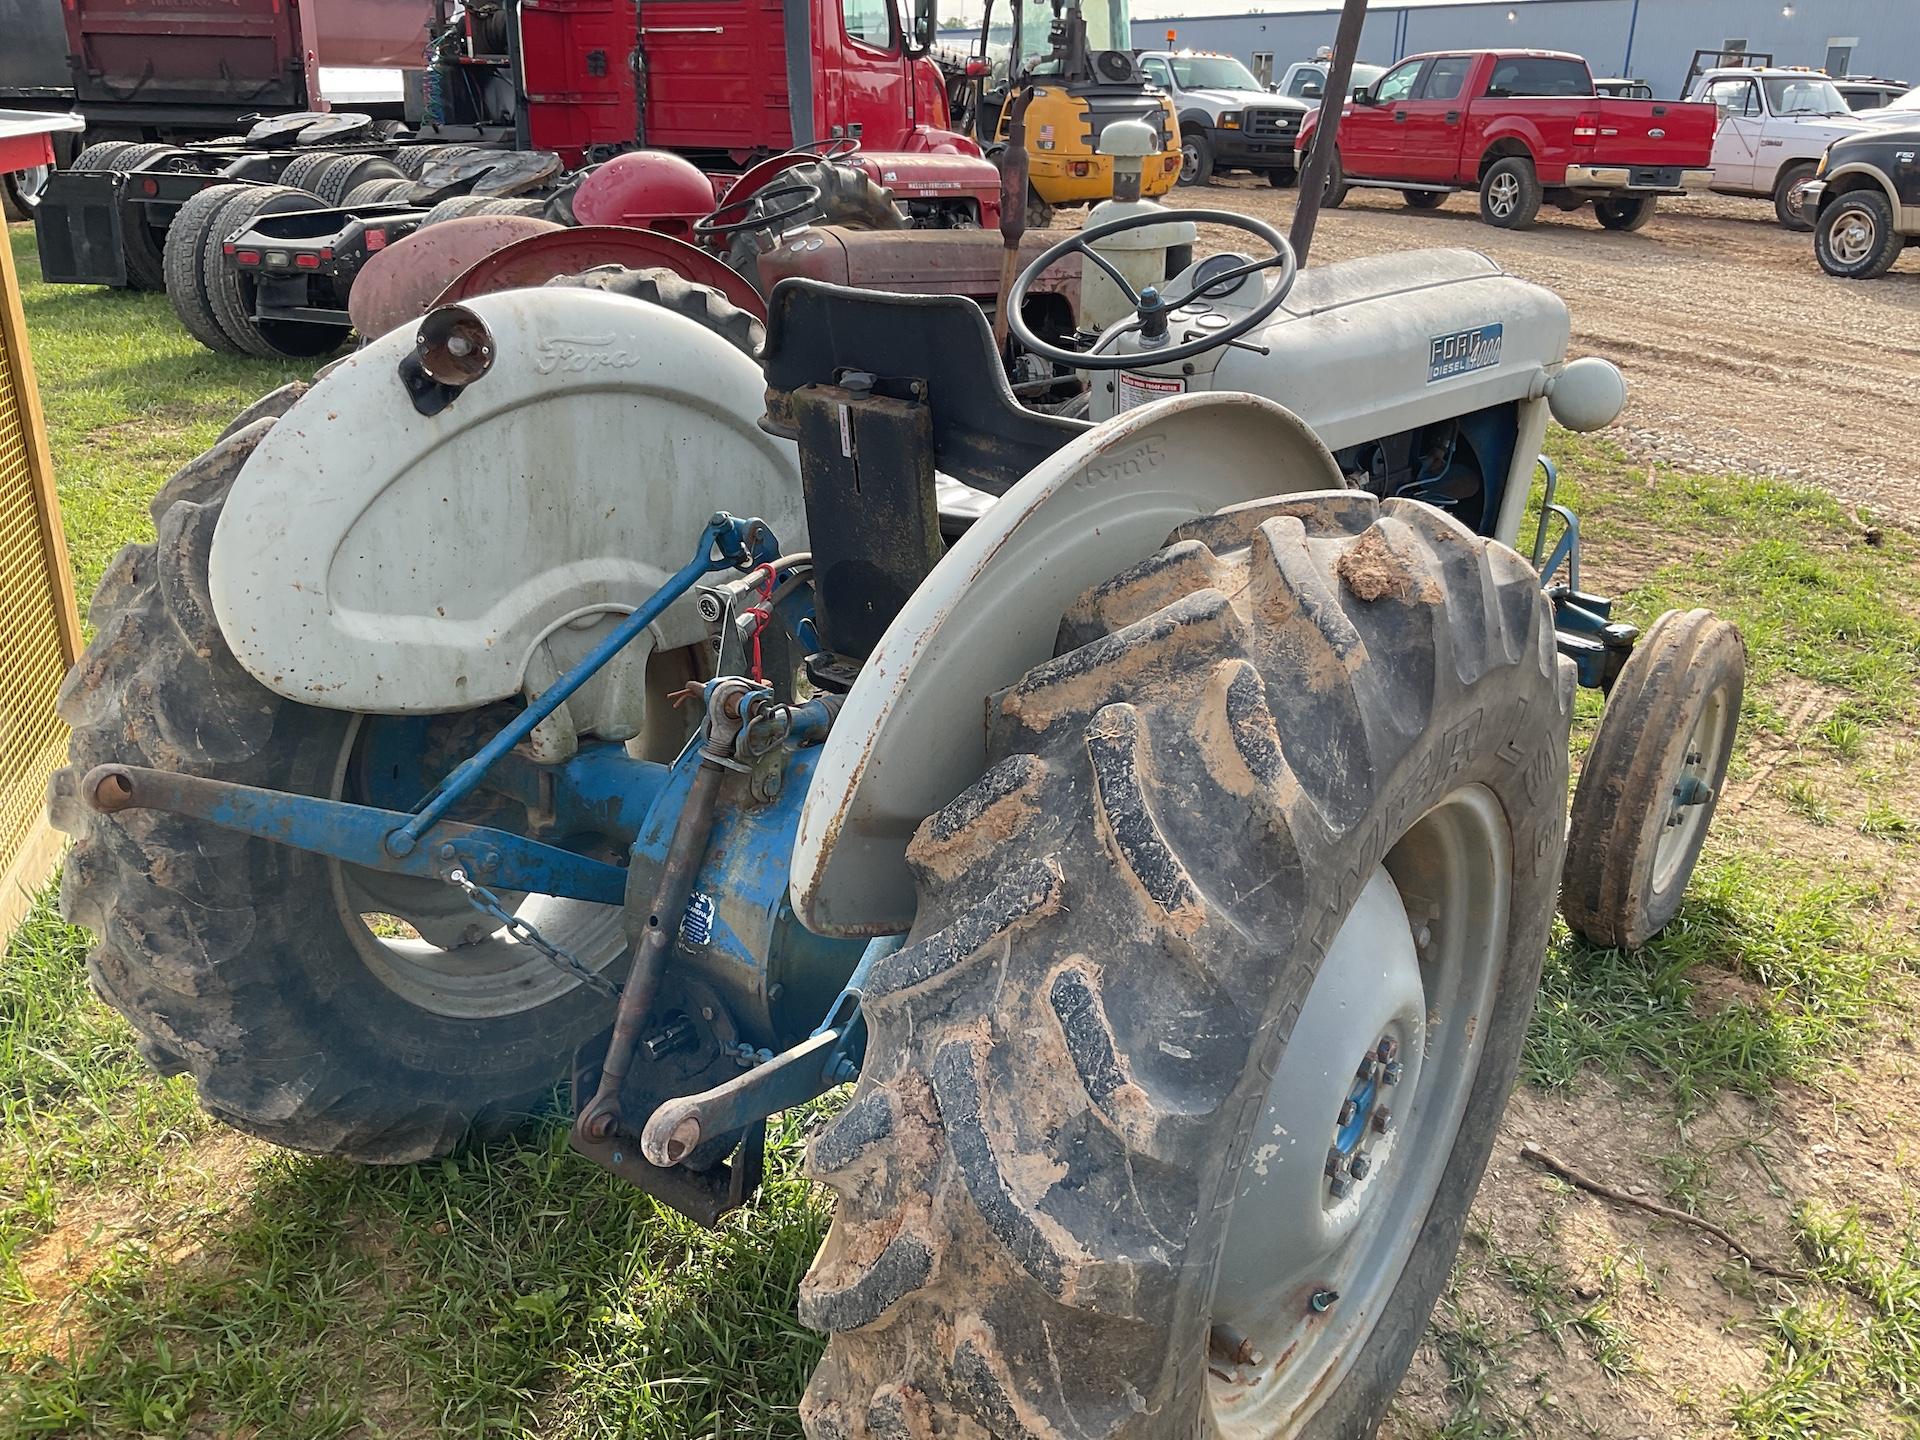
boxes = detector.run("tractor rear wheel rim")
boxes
[326,716,626,1018]
[1206,785,1509,1434]
[1653,686,1732,892]
[1829,211,1876,265]
[1488,174,1518,216]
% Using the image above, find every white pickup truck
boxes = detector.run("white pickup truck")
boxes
[1686,67,1882,228]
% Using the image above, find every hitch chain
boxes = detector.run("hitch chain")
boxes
[446,868,624,1001]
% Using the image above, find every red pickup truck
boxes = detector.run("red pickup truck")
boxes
[1296,49,1717,230]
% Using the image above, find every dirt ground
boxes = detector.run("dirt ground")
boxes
[1167,181,1920,521]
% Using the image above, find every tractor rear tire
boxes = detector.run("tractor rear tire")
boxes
[545,264,765,359]
[799,493,1573,1438]
[1562,608,1743,949]
[165,183,255,354]
[49,411,641,1162]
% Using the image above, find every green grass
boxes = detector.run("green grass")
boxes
[6,226,1920,1437]
[8,227,300,616]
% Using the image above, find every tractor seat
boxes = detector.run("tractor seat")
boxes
[760,278,1090,499]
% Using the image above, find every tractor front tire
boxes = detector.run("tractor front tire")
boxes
[1562,608,1743,949]
[49,412,636,1162]
[799,492,1573,1437]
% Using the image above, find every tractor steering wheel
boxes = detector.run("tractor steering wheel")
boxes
[793,136,862,161]
[1007,209,1298,371]
[694,178,824,243]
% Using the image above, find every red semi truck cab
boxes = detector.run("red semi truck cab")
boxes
[636,0,972,161]
[1299,49,1716,230]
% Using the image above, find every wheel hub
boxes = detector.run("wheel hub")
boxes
[1206,787,1510,1435]
[1830,214,1875,265]
[1653,687,1731,891]
[1488,175,1518,216]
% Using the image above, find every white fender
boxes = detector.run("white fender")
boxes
[792,391,1346,937]
[209,288,804,737]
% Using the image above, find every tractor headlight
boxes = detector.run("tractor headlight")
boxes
[1219,111,1242,129]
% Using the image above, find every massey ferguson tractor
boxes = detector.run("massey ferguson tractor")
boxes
[49,12,1742,1434]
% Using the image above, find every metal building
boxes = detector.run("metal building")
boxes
[1131,0,1920,98]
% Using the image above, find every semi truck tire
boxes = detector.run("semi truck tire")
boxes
[202,186,344,359]
[1562,608,1743,949]
[1479,155,1541,229]
[49,414,619,1160]
[274,152,337,195]
[165,184,257,354]
[313,154,406,206]
[1774,162,1816,232]
[111,143,175,291]
[799,492,1572,1438]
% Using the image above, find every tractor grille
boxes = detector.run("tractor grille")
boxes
[1245,108,1301,141]
[0,243,76,916]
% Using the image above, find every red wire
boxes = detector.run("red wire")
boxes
[742,565,776,682]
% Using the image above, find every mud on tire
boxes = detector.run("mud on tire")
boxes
[48,411,634,1162]
[799,493,1574,1436]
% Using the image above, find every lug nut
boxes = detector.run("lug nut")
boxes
[1383,1061,1404,1086]
[1328,1174,1352,1199]
[1377,1037,1398,1063]
[1372,1107,1393,1134]
[1348,1154,1372,1180]
[1337,1100,1357,1125]
[1324,1147,1345,1177]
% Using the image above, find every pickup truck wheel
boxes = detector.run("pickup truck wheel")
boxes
[1322,147,1349,207]
[1479,157,1541,229]
[1594,195,1656,232]
[1179,131,1214,187]
[1774,162,1817,231]
[799,492,1573,1440]
[1265,168,1294,189]
[1401,189,1447,210]
[1562,609,1743,949]
[1814,190,1902,280]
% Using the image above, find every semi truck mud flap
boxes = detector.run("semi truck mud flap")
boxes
[32,170,129,287]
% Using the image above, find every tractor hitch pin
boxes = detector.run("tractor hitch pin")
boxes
[389,513,777,860]
[578,676,760,1142]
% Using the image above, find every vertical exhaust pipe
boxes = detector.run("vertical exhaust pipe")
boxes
[1288,0,1371,267]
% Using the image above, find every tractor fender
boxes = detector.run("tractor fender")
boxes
[791,391,1346,937]
[207,286,805,729]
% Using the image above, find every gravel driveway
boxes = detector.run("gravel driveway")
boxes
[1164,181,1920,520]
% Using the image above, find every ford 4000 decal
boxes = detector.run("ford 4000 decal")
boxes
[1429,323,1504,383]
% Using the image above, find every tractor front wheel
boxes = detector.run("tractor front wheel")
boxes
[1562,608,1743,949]
[799,491,1573,1437]
[49,408,670,1162]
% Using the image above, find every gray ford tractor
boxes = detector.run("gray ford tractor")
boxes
[52,200,1740,1431]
